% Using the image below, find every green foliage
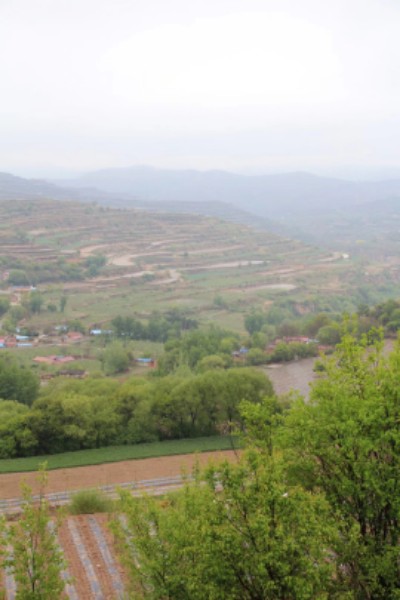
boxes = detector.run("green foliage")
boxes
[69,489,112,514]
[66,319,85,333]
[25,290,44,314]
[59,295,67,313]
[84,254,107,276]
[0,355,39,406]
[249,330,268,349]
[245,347,267,365]
[267,341,318,363]
[316,324,341,344]
[244,310,266,334]
[115,451,335,599]
[364,298,400,333]
[7,305,27,327]
[30,382,120,453]
[196,354,227,372]
[8,261,84,285]
[157,326,239,374]
[1,468,66,599]
[282,334,400,598]
[0,297,10,317]
[303,312,332,337]
[0,401,37,458]
[110,333,400,598]
[8,269,29,286]
[213,294,228,309]
[277,319,301,337]
[0,366,273,457]
[101,342,131,375]
[112,309,198,343]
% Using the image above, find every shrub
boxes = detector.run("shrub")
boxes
[69,489,113,514]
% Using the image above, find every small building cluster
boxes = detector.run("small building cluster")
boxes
[0,336,33,348]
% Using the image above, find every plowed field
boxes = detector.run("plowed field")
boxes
[0,450,238,500]
[0,450,239,598]
[3,514,126,599]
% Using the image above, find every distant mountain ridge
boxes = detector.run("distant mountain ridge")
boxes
[1,168,400,252]
[0,170,288,237]
[0,171,123,204]
[62,166,400,219]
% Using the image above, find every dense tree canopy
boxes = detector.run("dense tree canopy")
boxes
[0,355,39,407]
[116,451,335,600]
[0,367,274,457]
[282,333,400,598]
[114,334,400,599]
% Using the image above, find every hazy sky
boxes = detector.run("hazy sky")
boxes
[1,0,400,178]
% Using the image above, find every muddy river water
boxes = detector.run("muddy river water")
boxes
[263,357,317,399]
[262,339,395,399]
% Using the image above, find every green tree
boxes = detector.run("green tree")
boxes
[316,324,341,345]
[1,468,66,599]
[59,295,67,313]
[250,331,268,349]
[30,383,120,454]
[283,334,400,598]
[245,347,267,365]
[302,312,332,337]
[26,291,43,314]
[8,270,29,286]
[0,297,10,317]
[85,254,107,277]
[244,311,265,334]
[0,356,39,406]
[277,319,300,337]
[4,305,27,331]
[196,354,227,372]
[0,401,37,458]
[115,450,335,599]
[101,342,130,375]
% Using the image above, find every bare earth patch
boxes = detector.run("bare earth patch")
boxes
[0,450,238,500]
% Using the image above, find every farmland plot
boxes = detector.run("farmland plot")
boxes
[2,515,125,600]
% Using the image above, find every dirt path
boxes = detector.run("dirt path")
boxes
[150,268,182,285]
[0,450,238,500]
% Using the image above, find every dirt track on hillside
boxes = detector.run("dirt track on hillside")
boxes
[0,450,239,499]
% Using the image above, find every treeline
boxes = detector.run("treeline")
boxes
[0,367,273,458]
[157,326,320,371]
[116,334,400,599]
[111,308,198,343]
[245,297,400,347]
[1,255,107,287]
[357,298,400,333]
[157,326,239,373]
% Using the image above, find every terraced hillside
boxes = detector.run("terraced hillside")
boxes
[0,197,365,334]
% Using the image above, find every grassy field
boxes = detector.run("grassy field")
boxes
[0,436,239,473]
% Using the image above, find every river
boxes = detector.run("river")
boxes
[262,357,317,399]
[262,339,395,399]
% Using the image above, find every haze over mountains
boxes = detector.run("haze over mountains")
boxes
[63,166,400,219]
[1,167,399,252]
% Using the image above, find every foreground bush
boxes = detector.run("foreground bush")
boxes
[69,489,113,514]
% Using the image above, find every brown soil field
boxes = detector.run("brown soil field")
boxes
[0,450,239,500]
[2,513,130,599]
[0,451,240,599]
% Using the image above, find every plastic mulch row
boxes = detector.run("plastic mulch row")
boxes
[68,519,105,600]
[4,547,16,600]
[88,516,125,598]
